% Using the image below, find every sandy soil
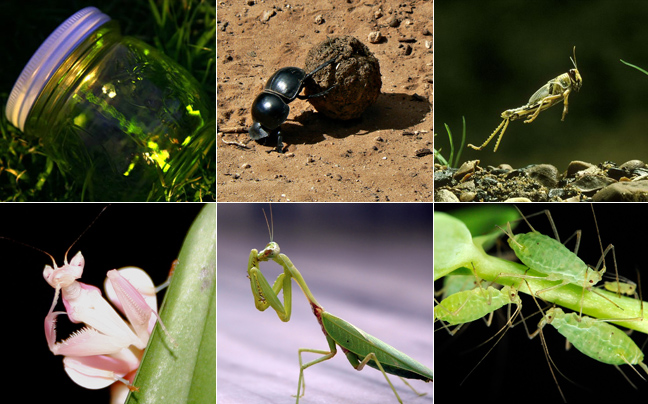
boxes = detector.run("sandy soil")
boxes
[217,0,433,201]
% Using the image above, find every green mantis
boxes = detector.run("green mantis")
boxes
[468,47,582,152]
[246,215,433,403]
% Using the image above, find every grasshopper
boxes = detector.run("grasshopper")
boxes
[469,47,582,152]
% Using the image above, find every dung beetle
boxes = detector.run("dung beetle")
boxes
[249,56,338,152]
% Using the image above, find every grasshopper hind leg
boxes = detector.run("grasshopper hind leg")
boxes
[468,117,510,152]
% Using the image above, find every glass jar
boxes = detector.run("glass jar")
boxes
[5,7,214,201]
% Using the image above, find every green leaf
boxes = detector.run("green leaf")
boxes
[433,212,483,280]
[126,204,215,404]
[447,205,519,251]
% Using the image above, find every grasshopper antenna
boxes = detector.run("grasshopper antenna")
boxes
[570,46,578,69]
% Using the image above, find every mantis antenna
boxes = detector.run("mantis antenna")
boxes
[0,205,109,268]
[262,206,274,242]
[62,205,109,265]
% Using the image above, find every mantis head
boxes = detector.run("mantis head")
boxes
[258,241,281,261]
[43,250,85,288]
[569,46,582,92]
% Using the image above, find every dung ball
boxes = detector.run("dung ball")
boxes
[303,36,382,121]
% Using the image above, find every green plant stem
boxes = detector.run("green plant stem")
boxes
[468,247,647,333]
[434,212,648,334]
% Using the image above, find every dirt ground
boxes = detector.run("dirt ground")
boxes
[217,0,433,201]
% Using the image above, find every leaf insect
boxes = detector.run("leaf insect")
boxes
[247,208,433,403]
[468,46,582,152]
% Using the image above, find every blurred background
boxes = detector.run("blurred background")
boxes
[435,0,648,168]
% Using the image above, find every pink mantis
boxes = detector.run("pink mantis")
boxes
[43,249,175,403]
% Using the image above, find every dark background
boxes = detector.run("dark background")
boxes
[434,203,648,403]
[0,203,204,402]
[0,0,164,94]
[435,0,648,168]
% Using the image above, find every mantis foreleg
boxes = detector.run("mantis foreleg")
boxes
[247,248,292,321]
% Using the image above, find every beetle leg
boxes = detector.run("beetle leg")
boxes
[276,130,285,153]
[303,56,339,81]
[296,84,338,100]
[264,129,285,154]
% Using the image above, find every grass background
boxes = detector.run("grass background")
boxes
[0,0,215,201]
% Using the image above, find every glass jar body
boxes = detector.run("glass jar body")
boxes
[25,21,213,201]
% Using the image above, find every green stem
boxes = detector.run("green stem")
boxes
[467,244,648,334]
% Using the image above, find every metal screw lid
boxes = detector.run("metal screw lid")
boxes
[5,7,111,131]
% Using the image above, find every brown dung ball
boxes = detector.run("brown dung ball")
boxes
[303,36,382,121]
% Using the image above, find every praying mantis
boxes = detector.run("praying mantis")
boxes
[246,208,433,403]
[1,205,202,403]
[43,249,175,401]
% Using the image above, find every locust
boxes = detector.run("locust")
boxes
[469,47,582,152]
[247,210,433,403]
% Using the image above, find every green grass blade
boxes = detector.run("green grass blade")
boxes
[620,59,648,76]
[147,0,163,26]
[126,204,216,404]
[454,116,466,167]
[444,123,455,168]
[433,131,449,166]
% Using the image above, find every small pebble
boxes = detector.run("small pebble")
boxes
[261,10,275,22]
[387,15,400,27]
[368,31,383,44]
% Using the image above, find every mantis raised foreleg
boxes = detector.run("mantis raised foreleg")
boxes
[247,225,432,403]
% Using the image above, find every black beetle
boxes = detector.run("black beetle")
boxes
[249,56,338,151]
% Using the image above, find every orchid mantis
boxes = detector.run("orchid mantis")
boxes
[43,248,175,403]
